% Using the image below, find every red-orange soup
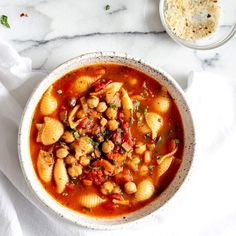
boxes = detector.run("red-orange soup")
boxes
[30,64,183,217]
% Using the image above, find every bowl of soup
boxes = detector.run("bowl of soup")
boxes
[18,52,195,229]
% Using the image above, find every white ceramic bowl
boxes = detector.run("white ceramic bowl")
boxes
[18,52,195,230]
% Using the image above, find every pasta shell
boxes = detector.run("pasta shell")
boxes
[74,76,98,94]
[145,112,163,139]
[134,179,155,202]
[90,82,123,99]
[54,159,69,194]
[68,105,80,129]
[74,136,94,158]
[36,117,64,145]
[37,150,54,183]
[157,156,174,177]
[137,121,151,134]
[78,193,106,208]
[153,95,171,114]
[121,88,133,122]
[40,86,58,115]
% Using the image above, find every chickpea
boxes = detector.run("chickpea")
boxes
[96,102,107,113]
[100,181,114,195]
[62,131,75,143]
[100,117,107,127]
[112,185,122,194]
[65,155,76,165]
[68,164,82,177]
[135,142,146,155]
[124,182,137,194]
[106,107,117,119]
[102,140,114,153]
[139,165,149,176]
[56,148,69,158]
[128,157,140,172]
[79,155,90,166]
[87,96,99,109]
[107,119,119,131]
[77,109,86,118]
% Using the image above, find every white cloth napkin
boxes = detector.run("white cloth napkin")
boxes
[0,39,236,236]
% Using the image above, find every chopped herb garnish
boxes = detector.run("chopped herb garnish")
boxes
[134,100,140,110]
[110,103,117,110]
[93,141,100,148]
[175,138,180,144]
[105,4,110,10]
[148,165,155,174]
[1,15,10,28]
[143,107,148,115]
[86,137,94,144]
[70,177,79,185]
[57,89,63,94]
[62,192,68,197]
[69,97,77,107]
[73,131,80,139]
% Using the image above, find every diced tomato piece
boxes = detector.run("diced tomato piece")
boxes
[114,169,133,184]
[123,126,134,147]
[86,170,104,186]
[112,132,122,145]
[92,79,112,92]
[103,201,118,211]
[110,193,123,200]
[117,110,125,124]
[66,183,75,190]
[77,117,88,129]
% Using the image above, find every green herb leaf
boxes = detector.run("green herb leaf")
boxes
[143,107,148,115]
[105,4,110,10]
[110,103,117,110]
[1,15,10,28]
[134,100,140,110]
[148,165,155,174]
[175,138,180,144]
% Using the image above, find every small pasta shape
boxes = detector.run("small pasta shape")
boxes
[68,105,80,129]
[90,82,123,101]
[121,88,133,122]
[74,76,97,94]
[40,86,58,115]
[157,156,174,177]
[74,136,94,158]
[36,117,64,145]
[78,193,106,208]
[105,82,123,104]
[134,179,155,202]
[37,150,54,183]
[54,159,69,194]
[145,112,163,139]
[153,95,171,114]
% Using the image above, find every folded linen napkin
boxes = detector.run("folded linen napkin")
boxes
[0,39,236,236]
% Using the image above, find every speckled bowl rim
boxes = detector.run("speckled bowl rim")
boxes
[18,51,195,230]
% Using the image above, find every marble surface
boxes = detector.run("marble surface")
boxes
[0,0,236,91]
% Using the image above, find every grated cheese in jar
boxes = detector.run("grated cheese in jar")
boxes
[165,0,220,40]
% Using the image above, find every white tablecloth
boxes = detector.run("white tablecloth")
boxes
[0,39,236,236]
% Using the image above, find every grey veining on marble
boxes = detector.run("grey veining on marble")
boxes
[0,0,235,90]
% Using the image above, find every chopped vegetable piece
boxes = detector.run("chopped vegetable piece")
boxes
[0,15,10,28]
[105,4,110,10]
